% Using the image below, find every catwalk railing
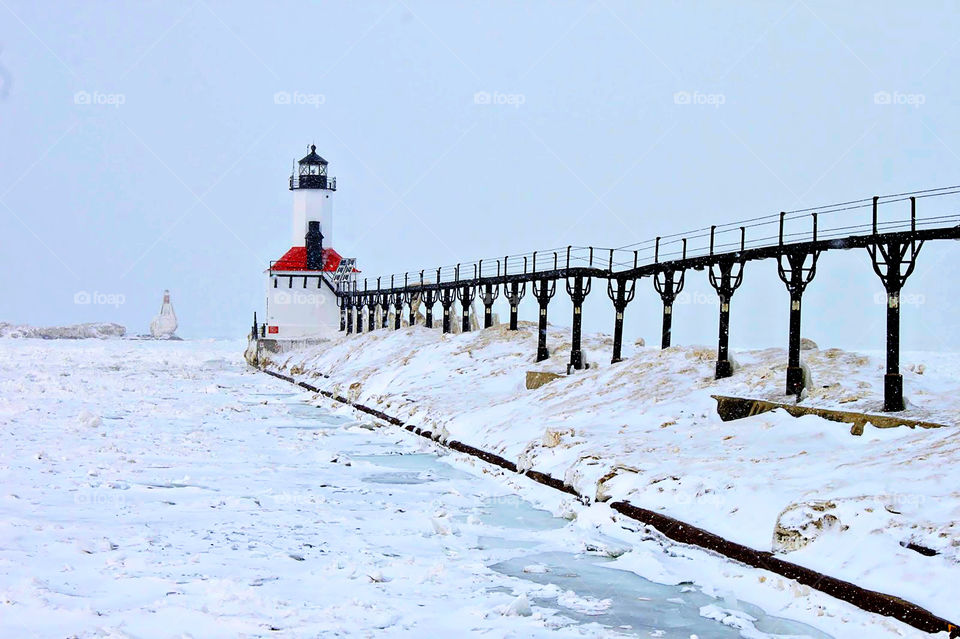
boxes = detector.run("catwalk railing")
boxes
[272,186,960,412]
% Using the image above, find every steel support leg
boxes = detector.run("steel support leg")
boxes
[566,275,591,372]
[786,293,803,394]
[885,291,903,411]
[661,300,673,348]
[777,250,819,396]
[715,294,732,378]
[537,303,549,361]
[868,237,922,412]
[708,258,745,380]
[607,278,636,364]
[533,278,555,362]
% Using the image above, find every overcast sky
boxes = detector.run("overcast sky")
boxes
[1,1,959,353]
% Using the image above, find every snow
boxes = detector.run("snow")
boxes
[0,337,947,637]
[270,322,960,626]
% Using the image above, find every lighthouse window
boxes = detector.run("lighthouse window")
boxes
[309,165,319,175]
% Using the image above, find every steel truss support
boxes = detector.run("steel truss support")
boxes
[439,288,455,334]
[868,199,924,411]
[606,277,636,363]
[376,294,387,329]
[503,281,526,330]
[653,269,685,348]
[356,296,365,333]
[456,284,476,333]
[422,288,437,328]
[532,278,556,362]
[481,282,499,328]
[392,293,404,330]
[565,275,592,372]
[777,249,820,396]
[336,296,347,332]
[406,291,417,326]
[707,256,745,379]
[345,297,354,334]
[401,275,416,327]
[366,295,376,333]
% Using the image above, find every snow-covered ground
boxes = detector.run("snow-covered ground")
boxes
[0,338,936,638]
[268,322,960,630]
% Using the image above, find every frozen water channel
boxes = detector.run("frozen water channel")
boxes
[0,340,835,637]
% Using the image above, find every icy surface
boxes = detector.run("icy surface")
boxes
[0,339,937,637]
[0,321,126,339]
[275,322,960,624]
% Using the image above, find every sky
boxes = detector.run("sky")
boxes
[1,1,959,353]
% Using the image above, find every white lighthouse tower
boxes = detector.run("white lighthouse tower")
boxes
[291,145,335,250]
[259,145,355,342]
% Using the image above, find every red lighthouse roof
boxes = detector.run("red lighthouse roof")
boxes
[271,246,344,272]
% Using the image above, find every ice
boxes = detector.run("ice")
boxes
[501,592,533,616]
[465,494,569,531]
[491,552,831,639]
[0,338,922,638]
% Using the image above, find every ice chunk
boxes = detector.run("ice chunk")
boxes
[501,593,532,616]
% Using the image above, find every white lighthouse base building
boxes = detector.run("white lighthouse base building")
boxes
[264,247,345,339]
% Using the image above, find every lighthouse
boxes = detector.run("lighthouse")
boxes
[260,145,356,341]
